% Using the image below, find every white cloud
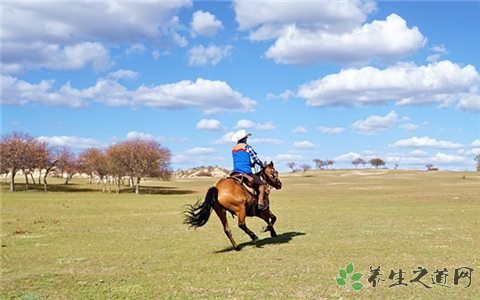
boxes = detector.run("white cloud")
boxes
[184,147,216,155]
[172,154,189,164]
[126,131,157,141]
[235,119,275,130]
[2,42,112,73]
[351,111,398,135]
[275,153,304,162]
[293,140,316,149]
[426,44,448,62]
[409,149,428,157]
[212,131,282,145]
[386,152,465,165]
[431,153,465,163]
[317,127,345,134]
[188,44,232,66]
[334,152,362,162]
[126,131,187,144]
[471,139,480,147]
[212,131,236,145]
[191,10,223,37]
[196,119,224,131]
[390,136,464,149]
[125,43,146,55]
[296,60,480,112]
[2,1,192,72]
[266,89,295,101]
[37,135,102,149]
[399,123,418,131]
[292,126,307,134]
[234,0,374,36]
[249,138,283,145]
[457,94,480,112]
[108,69,138,80]
[265,14,425,65]
[2,76,256,114]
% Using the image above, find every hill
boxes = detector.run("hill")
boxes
[173,166,230,178]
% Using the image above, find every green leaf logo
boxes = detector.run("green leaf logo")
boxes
[351,273,362,281]
[352,282,364,291]
[335,263,364,291]
[346,263,354,274]
[336,278,346,286]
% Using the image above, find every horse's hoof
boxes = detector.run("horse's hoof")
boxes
[252,236,259,243]
[271,232,277,238]
[234,245,241,251]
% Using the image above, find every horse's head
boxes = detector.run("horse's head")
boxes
[262,161,282,190]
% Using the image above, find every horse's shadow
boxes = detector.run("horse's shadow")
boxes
[214,231,306,253]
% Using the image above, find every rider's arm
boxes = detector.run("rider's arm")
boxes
[246,145,264,168]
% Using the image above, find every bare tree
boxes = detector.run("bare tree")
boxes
[38,144,57,192]
[299,164,311,172]
[313,159,325,169]
[56,147,77,184]
[352,157,367,168]
[106,138,171,194]
[286,162,297,172]
[326,160,335,169]
[0,132,37,192]
[78,148,109,185]
[369,158,385,169]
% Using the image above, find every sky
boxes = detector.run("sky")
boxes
[1,0,479,172]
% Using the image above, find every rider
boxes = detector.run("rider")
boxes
[231,129,268,211]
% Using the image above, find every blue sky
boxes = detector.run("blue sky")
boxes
[1,0,479,172]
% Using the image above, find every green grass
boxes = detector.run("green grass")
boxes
[1,170,479,299]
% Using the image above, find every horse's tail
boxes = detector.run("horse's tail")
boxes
[183,187,218,228]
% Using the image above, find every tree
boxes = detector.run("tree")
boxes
[369,158,385,169]
[326,160,335,169]
[38,145,57,192]
[313,159,325,169]
[78,148,109,185]
[352,157,367,168]
[475,154,480,171]
[0,132,37,192]
[56,147,77,184]
[426,163,435,170]
[299,164,311,172]
[286,162,297,172]
[106,138,171,194]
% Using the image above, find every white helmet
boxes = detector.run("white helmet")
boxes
[231,129,252,142]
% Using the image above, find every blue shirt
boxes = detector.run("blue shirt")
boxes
[232,143,263,174]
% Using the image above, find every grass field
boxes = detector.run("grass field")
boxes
[1,170,479,299]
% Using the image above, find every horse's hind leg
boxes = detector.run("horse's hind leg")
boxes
[238,208,258,242]
[213,203,238,250]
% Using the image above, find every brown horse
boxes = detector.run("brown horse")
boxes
[184,161,282,250]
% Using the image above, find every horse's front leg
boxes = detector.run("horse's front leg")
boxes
[238,208,258,242]
[258,210,277,237]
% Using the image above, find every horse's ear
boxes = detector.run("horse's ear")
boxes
[270,161,274,167]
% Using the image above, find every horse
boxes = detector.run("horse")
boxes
[184,161,282,250]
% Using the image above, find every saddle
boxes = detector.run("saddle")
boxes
[228,172,257,196]
[228,172,271,216]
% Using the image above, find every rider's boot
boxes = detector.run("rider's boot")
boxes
[257,185,267,211]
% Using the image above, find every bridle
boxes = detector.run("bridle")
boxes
[260,165,282,190]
